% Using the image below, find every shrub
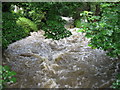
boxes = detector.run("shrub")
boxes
[16,17,38,32]
[74,19,81,28]
[0,65,17,89]
[2,12,38,49]
[41,14,72,40]
[78,3,120,58]
[112,74,120,89]
[2,12,27,49]
[28,10,46,29]
[43,20,72,40]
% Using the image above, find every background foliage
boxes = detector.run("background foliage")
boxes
[2,12,29,49]
[112,74,120,89]
[2,2,76,49]
[2,2,101,49]
[16,17,38,32]
[0,65,17,89]
[78,2,120,58]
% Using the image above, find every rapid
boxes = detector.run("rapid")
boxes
[3,17,120,88]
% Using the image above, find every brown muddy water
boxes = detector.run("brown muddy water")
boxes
[3,28,120,88]
[3,17,120,88]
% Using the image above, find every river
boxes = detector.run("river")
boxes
[3,17,120,88]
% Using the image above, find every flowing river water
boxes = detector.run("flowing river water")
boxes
[3,17,120,88]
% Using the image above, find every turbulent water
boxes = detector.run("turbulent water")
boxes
[3,17,120,88]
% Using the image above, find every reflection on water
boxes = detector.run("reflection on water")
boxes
[4,27,120,88]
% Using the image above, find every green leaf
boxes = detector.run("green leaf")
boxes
[88,44,93,47]
[107,30,113,36]
[3,66,10,71]
[17,17,38,31]
[92,47,97,49]
[85,34,92,38]
[8,71,16,76]
[9,77,17,83]
[77,29,85,32]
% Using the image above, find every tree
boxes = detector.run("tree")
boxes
[79,2,120,58]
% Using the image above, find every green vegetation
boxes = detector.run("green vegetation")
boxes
[76,3,120,88]
[2,12,35,49]
[3,12,26,49]
[43,20,72,40]
[75,19,81,28]
[2,2,74,49]
[2,2,120,88]
[112,74,120,89]
[2,2,100,49]
[0,65,17,89]
[17,17,38,31]
[78,3,120,58]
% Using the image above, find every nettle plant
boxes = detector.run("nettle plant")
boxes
[78,3,120,58]
[0,65,17,89]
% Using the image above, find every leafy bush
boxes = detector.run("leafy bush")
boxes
[14,2,49,29]
[42,14,72,40]
[78,3,120,57]
[43,20,72,40]
[74,19,81,28]
[16,17,38,32]
[2,12,25,49]
[112,74,120,89]
[2,12,38,49]
[0,65,17,89]
[12,3,72,40]
[28,10,46,28]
